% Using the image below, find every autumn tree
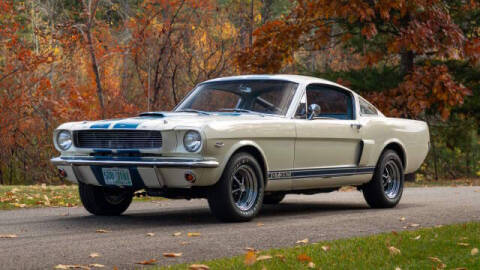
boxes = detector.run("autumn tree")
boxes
[236,0,478,121]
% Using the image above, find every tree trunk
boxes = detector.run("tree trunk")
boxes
[400,50,415,74]
[86,29,105,118]
[261,0,273,23]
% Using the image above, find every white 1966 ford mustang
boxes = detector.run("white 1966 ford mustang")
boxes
[51,75,430,221]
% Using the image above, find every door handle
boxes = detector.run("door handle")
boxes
[351,123,362,129]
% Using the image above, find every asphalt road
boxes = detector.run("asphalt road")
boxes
[0,187,479,270]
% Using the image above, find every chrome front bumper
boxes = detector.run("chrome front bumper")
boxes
[50,156,219,168]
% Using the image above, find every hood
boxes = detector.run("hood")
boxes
[57,111,273,131]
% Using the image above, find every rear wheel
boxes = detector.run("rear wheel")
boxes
[263,193,285,204]
[207,152,264,222]
[79,182,133,216]
[362,150,404,208]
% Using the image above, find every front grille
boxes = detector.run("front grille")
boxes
[74,130,162,149]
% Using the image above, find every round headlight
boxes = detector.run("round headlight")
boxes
[183,130,202,152]
[56,130,72,151]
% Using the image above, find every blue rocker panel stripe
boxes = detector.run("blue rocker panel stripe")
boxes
[267,166,375,180]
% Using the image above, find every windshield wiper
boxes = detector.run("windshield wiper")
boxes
[219,108,265,116]
[177,109,211,115]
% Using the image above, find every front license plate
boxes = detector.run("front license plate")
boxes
[102,168,132,186]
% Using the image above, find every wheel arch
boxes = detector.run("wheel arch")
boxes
[381,140,407,170]
[224,141,269,184]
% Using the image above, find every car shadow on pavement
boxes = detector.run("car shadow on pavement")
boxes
[49,201,420,229]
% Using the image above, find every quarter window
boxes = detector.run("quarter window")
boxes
[359,98,378,116]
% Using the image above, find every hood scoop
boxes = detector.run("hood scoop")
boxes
[138,112,166,117]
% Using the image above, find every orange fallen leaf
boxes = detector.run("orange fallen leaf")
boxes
[471,248,479,255]
[296,238,309,244]
[163,253,182,258]
[257,222,264,227]
[321,245,330,251]
[89,253,100,258]
[297,254,312,262]
[256,255,272,261]
[244,250,257,266]
[187,232,201,237]
[95,229,110,233]
[388,246,401,255]
[146,233,155,237]
[189,264,210,270]
[0,234,17,238]
[136,259,157,265]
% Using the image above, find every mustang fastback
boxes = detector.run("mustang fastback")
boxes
[51,75,430,221]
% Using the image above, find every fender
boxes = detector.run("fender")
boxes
[377,138,408,170]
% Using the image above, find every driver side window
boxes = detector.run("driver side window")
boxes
[296,85,354,120]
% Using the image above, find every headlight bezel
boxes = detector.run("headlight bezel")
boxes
[56,130,73,151]
[183,130,202,152]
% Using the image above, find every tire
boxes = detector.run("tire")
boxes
[362,150,404,208]
[78,182,133,216]
[263,193,285,204]
[207,152,264,222]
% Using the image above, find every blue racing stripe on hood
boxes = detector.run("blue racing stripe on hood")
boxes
[90,123,111,129]
[113,123,140,129]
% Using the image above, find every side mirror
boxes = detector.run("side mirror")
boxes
[308,104,321,120]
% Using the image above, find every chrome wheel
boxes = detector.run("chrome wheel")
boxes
[231,165,258,211]
[382,160,401,199]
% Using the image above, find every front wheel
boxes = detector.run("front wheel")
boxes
[79,182,133,216]
[207,152,264,222]
[362,150,404,208]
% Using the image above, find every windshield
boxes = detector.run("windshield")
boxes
[175,80,298,115]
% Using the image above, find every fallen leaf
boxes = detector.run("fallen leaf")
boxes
[244,250,257,266]
[95,229,110,233]
[173,232,182,237]
[428,257,446,269]
[88,264,104,268]
[296,238,309,244]
[409,223,420,227]
[388,246,401,255]
[307,261,315,268]
[0,234,17,238]
[399,217,406,221]
[180,241,189,245]
[146,233,155,237]
[256,255,272,261]
[458,242,469,247]
[245,247,256,252]
[54,265,90,270]
[187,232,201,237]
[189,264,210,270]
[275,254,285,261]
[391,231,398,236]
[89,253,100,258]
[395,267,401,270]
[257,222,264,227]
[471,248,479,255]
[413,235,421,240]
[428,257,443,264]
[297,254,312,262]
[136,259,157,265]
[321,245,330,251]
[163,253,182,258]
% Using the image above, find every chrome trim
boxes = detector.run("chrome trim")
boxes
[51,157,219,168]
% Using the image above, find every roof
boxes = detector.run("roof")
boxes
[203,74,349,90]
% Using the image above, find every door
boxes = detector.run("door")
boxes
[293,84,363,185]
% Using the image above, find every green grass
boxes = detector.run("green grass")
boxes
[0,185,162,210]
[162,222,480,270]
